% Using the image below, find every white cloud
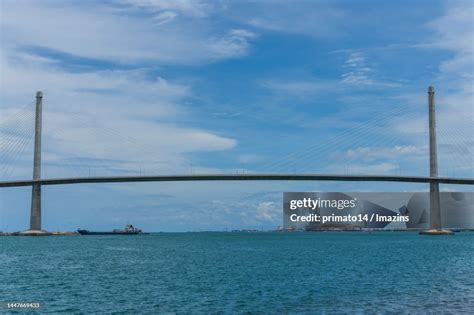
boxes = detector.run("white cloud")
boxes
[426,1,473,79]
[340,52,401,88]
[0,1,255,65]
[208,29,257,59]
[341,52,374,85]
[0,46,237,179]
[340,145,427,162]
[124,0,211,18]
[329,162,399,175]
[261,80,333,97]
[152,11,179,25]
[255,201,279,222]
[425,1,473,97]
[226,1,346,38]
[423,1,474,174]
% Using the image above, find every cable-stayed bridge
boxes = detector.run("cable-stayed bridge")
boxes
[1,174,472,188]
[0,88,472,235]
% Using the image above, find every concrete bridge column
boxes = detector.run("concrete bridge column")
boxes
[420,86,453,235]
[428,87,441,230]
[22,91,49,235]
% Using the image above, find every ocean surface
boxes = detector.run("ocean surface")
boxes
[1,232,473,313]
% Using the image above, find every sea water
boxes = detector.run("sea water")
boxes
[1,232,473,313]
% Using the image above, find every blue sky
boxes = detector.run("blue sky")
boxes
[0,0,473,231]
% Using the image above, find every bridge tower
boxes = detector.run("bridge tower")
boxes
[21,91,49,235]
[421,86,453,235]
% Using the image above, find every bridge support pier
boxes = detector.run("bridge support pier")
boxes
[21,91,50,236]
[420,86,453,235]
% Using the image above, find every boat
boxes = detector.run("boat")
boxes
[77,224,145,235]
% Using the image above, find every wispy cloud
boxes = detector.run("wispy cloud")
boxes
[337,145,427,162]
[123,0,212,18]
[426,1,473,81]
[341,52,374,85]
[255,201,279,222]
[227,1,346,38]
[260,80,333,97]
[340,51,401,88]
[208,29,257,59]
[0,1,254,65]
[422,1,473,174]
[0,45,237,179]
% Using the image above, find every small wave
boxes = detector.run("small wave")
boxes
[105,246,137,251]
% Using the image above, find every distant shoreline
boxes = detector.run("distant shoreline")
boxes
[1,229,473,236]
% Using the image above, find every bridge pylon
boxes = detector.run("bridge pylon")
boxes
[21,91,49,236]
[420,86,454,235]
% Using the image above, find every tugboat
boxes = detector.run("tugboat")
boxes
[77,224,145,235]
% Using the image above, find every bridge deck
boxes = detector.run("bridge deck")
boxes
[0,174,473,188]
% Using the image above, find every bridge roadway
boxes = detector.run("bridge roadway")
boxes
[0,174,473,188]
